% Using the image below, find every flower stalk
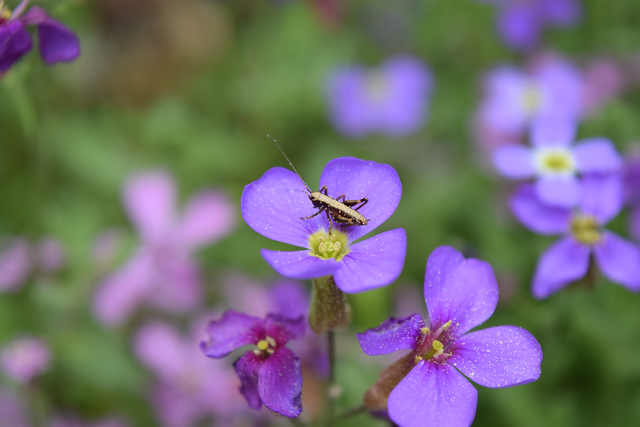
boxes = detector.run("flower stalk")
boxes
[308,276,352,335]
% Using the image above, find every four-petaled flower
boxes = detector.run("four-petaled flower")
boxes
[357,246,543,427]
[200,310,306,418]
[494,119,622,207]
[510,174,640,299]
[325,56,433,138]
[241,157,406,293]
[0,0,80,73]
[93,171,236,326]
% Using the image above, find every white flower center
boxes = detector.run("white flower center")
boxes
[534,147,576,176]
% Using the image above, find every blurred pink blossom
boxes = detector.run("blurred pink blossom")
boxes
[0,389,28,427]
[0,236,66,293]
[0,337,51,384]
[93,171,236,326]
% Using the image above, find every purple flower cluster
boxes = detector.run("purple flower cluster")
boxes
[93,171,235,326]
[241,156,406,293]
[0,336,51,384]
[477,0,581,50]
[0,0,80,73]
[325,56,432,138]
[357,246,542,427]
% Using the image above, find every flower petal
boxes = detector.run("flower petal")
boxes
[630,205,640,242]
[234,351,263,411]
[532,236,590,299]
[388,361,477,427]
[530,118,576,148]
[265,313,307,343]
[268,280,309,318]
[496,4,540,50]
[144,257,201,313]
[448,326,543,388]
[0,238,31,292]
[579,174,623,225]
[258,347,302,418]
[260,249,340,280]
[573,138,622,174]
[356,314,425,356]
[319,157,402,242]
[424,246,499,342]
[20,7,80,64]
[242,167,325,248]
[92,253,155,326]
[535,175,580,207]
[177,190,236,249]
[493,145,536,179]
[133,322,185,381]
[0,21,32,72]
[509,184,571,234]
[593,231,640,292]
[123,171,176,242]
[200,310,264,359]
[333,228,407,293]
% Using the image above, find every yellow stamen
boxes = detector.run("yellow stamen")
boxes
[441,320,452,331]
[420,327,430,335]
[266,337,276,347]
[535,148,576,175]
[257,340,269,351]
[414,355,423,363]
[308,229,350,261]
[571,215,601,244]
[423,340,444,360]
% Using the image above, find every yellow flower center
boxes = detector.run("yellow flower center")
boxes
[1,1,11,20]
[521,83,542,115]
[366,70,389,103]
[254,336,277,356]
[571,215,601,244]
[308,229,349,261]
[535,148,576,175]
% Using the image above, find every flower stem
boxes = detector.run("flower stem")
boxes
[308,276,352,334]
[328,329,336,384]
[339,404,367,419]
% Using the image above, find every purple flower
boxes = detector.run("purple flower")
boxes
[623,153,640,241]
[325,56,432,138]
[0,337,51,384]
[200,310,306,418]
[479,57,583,135]
[49,416,129,427]
[510,174,640,298]
[494,119,622,207]
[357,246,542,427]
[0,388,28,427]
[134,321,247,427]
[479,0,581,50]
[241,157,406,293]
[0,0,80,72]
[0,238,30,292]
[93,171,236,326]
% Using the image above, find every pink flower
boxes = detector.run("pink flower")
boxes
[0,337,51,384]
[93,171,236,326]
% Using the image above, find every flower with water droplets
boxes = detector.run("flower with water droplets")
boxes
[510,174,640,299]
[241,157,406,293]
[200,310,306,418]
[356,246,542,427]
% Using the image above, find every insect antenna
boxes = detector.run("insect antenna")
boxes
[267,134,312,193]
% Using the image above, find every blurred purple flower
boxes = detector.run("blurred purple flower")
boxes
[494,119,622,206]
[0,0,80,72]
[479,57,583,135]
[50,416,129,427]
[357,246,542,427]
[325,56,432,138]
[134,321,246,427]
[0,238,30,292]
[34,238,65,273]
[93,171,236,326]
[624,152,640,241]
[241,157,406,293]
[0,337,51,384]
[200,310,306,418]
[510,174,640,298]
[0,389,28,427]
[478,0,581,50]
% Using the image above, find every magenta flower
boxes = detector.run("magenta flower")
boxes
[0,0,80,72]
[0,337,51,384]
[357,246,542,427]
[325,56,432,138]
[510,174,640,298]
[241,157,406,293]
[479,58,583,135]
[93,171,236,326]
[478,0,581,50]
[134,321,246,427]
[200,310,306,418]
[494,119,622,207]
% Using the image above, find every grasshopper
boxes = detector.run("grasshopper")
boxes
[269,136,369,230]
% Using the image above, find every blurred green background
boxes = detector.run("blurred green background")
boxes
[2,0,640,426]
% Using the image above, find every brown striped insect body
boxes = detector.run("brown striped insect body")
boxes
[269,135,369,230]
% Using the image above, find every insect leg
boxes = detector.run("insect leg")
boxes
[352,198,369,211]
[324,209,335,231]
[342,198,369,210]
[320,185,329,196]
[301,210,323,220]
[335,194,346,202]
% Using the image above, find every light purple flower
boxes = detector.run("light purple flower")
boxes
[200,310,306,418]
[479,57,583,135]
[241,157,406,293]
[357,246,542,427]
[325,56,432,138]
[624,153,640,242]
[478,0,581,50]
[0,337,51,384]
[0,0,80,72]
[494,119,622,207]
[93,171,236,326]
[135,321,246,427]
[0,388,28,427]
[0,238,30,292]
[510,174,640,298]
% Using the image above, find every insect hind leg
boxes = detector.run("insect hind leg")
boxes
[301,210,323,220]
